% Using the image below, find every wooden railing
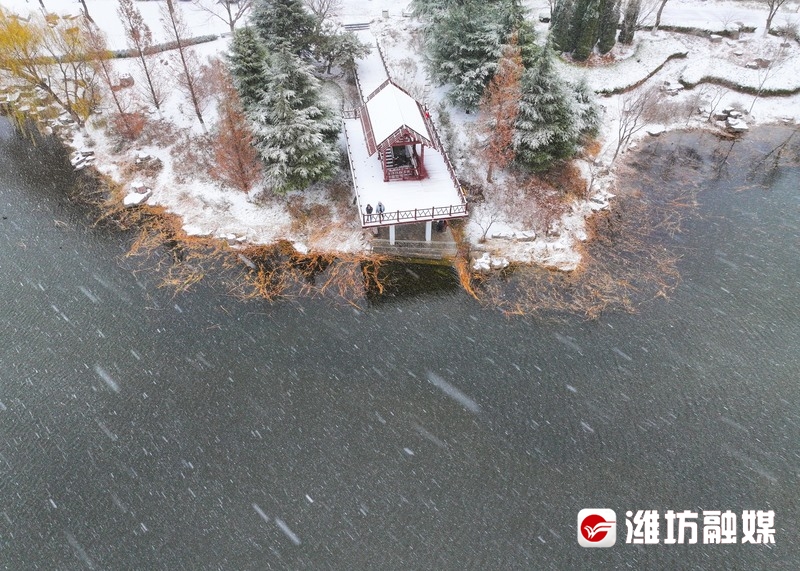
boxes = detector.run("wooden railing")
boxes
[341,120,362,212]
[422,112,466,207]
[364,77,391,103]
[361,204,468,226]
[374,43,391,92]
[360,104,377,155]
[385,165,416,181]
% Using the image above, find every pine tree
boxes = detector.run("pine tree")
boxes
[597,0,619,54]
[411,0,456,19]
[251,0,318,54]
[228,26,267,110]
[573,0,600,61]
[498,0,538,66]
[618,0,639,45]
[312,23,371,75]
[499,0,527,33]
[552,0,618,57]
[550,0,576,52]
[513,44,598,171]
[425,1,506,110]
[569,0,591,52]
[248,50,339,194]
[569,77,600,136]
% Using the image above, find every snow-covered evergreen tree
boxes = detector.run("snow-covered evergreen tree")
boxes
[424,1,506,110]
[499,0,527,33]
[597,0,620,55]
[551,0,617,57]
[248,50,340,194]
[569,77,601,136]
[251,0,318,54]
[513,45,598,172]
[312,22,371,75]
[422,0,532,110]
[618,0,639,45]
[228,26,267,110]
[572,0,600,61]
[550,0,576,53]
[515,16,540,68]
[411,0,455,19]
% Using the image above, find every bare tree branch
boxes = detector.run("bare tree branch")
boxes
[118,0,165,110]
[652,0,670,32]
[749,42,788,113]
[304,0,342,20]
[191,0,253,33]
[614,86,659,160]
[78,0,95,24]
[761,0,791,34]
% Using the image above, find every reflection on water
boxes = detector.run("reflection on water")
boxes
[367,261,460,303]
[1,119,798,569]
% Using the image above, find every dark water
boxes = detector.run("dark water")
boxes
[1,118,798,570]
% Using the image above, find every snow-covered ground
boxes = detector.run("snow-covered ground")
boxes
[3,0,800,271]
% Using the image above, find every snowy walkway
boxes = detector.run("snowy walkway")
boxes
[354,33,391,99]
[343,34,467,228]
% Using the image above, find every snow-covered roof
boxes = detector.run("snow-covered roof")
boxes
[362,82,433,154]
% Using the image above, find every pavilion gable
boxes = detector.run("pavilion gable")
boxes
[359,80,435,156]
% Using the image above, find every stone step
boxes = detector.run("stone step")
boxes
[372,239,458,260]
[372,247,457,260]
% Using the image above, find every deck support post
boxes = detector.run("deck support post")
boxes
[389,224,396,245]
[425,220,432,242]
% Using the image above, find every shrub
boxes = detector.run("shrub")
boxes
[112,111,147,141]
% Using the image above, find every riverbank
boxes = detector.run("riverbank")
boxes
[2,0,799,285]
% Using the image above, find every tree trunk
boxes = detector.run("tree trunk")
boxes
[165,0,205,126]
[137,49,161,110]
[653,0,668,33]
[79,0,95,24]
[765,12,775,34]
[225,2,236,33]
[37,80,84,127]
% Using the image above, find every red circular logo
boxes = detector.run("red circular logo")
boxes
[580,513,613,542]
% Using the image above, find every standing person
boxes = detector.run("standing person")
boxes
[376,201,385,222]
[365,203,373,222]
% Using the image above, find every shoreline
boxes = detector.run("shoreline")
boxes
[2,106,796,318]
[3,0,800,300]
